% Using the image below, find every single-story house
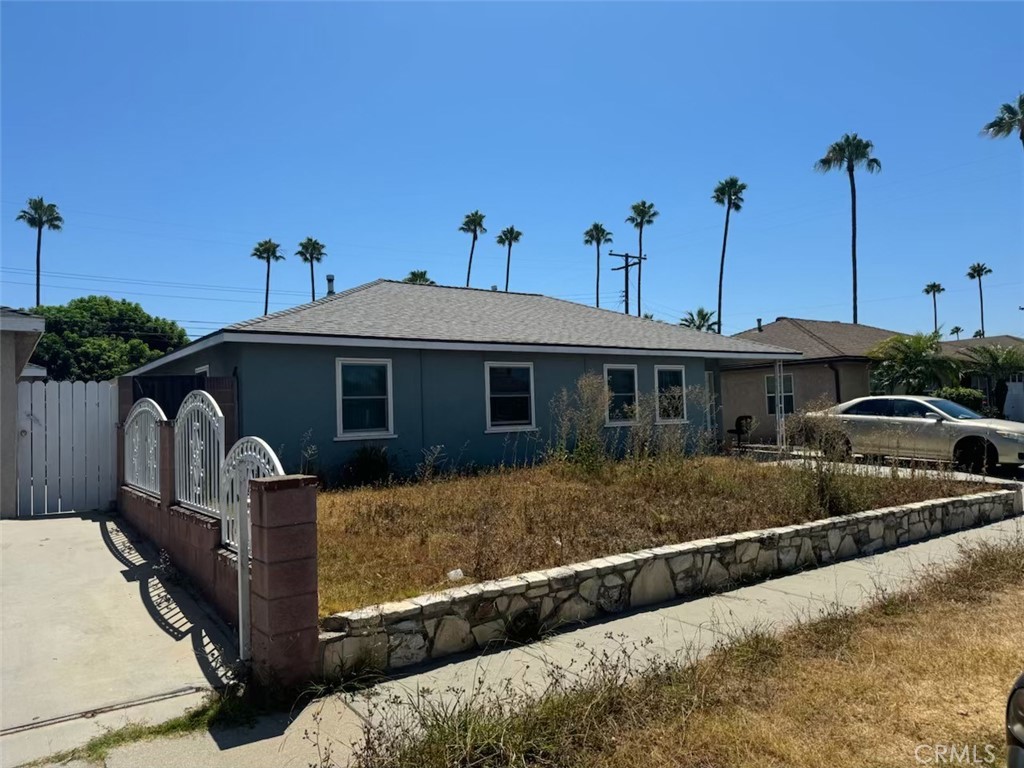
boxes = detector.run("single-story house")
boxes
[1,307,45,518]
[720,317,900,442]
[127,279,800,475]
[941,334,1024,417]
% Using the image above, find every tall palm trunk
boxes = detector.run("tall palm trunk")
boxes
[847,163,858,324]
[504,243,512,292]
[636,225,643,317]
[34,226,43,307]
[309,261,316,302]
[931,294,938,333]
[978,276,986,337]
[716,203,732,335]
[595,244,601,308]
[264,258,271,315]
[465,233,477,287]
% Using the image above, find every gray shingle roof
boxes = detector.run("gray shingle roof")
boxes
[225,280,799,358]
[732,317,902,361]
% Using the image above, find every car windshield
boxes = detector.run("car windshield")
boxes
[925,398,982,420]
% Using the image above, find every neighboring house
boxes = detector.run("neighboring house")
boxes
[720,317,900,443]
[127,280,799,475]
[941,334,1024,418]
[1,307,45,517]
[18,362,47,381]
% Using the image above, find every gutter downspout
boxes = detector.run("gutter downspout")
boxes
[825,362,841,404]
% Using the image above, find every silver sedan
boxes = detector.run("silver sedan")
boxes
[806,396,1024,473]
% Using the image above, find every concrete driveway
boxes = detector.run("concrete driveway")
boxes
[0,513,235,767]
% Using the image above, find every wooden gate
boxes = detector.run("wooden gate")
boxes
[16,380,118,516]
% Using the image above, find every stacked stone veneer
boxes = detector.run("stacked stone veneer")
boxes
[319,489,1021,678]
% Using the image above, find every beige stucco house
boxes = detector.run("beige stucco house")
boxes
[720,317,900,443]
[1,307,45,518]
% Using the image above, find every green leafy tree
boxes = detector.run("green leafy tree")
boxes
[496,226,523,292]
[959,344,1024,415]
[29,296,189,381]
[815,134,882,324]
[583,223,613,308]
[459,210,487,287]
[625,200,658,317]
[712,177,746,334]
[402,270,436,285]
[923,282,945,333]
[251,239,284,315]
[973,329,985,339]
[981,93,1024,152]
[869,331,960,394]
[295,238,326,302]
[967,262,992,337]
[679,307,719,332]
[949,325,964,340]
[15,197,64,308]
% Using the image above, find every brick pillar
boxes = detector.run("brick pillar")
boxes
[159,421,175,511]
[249,475,318,687]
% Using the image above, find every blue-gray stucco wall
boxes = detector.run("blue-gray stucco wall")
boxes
[145,341,718,476]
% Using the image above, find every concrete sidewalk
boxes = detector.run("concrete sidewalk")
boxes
[0,514,235,768]
[51,514,1022,768]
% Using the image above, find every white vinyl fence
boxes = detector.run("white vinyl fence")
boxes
[17,380,118,516]
[123,398,166,496]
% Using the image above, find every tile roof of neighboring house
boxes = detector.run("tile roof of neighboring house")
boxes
[940,334,1024,359]
[731,317,903,362]
[222,280,799,357]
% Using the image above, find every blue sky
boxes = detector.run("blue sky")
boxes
[2,1,1021,340]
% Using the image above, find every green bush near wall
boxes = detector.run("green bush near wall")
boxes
[932,386,985,412]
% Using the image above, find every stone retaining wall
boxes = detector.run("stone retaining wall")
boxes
[319,489,1021,678]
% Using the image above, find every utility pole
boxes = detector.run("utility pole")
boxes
[609,251,645,316]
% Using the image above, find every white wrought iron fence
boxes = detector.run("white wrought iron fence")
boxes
[123,398,166,496]
[221,436,285,662]
[174,390,225,517]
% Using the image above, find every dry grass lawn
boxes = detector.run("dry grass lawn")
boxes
[348,538,1024,768]
[318,456,982,615]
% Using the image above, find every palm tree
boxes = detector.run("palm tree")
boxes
[295,237,326,302]
[814,134,882,324]
[496,226,523,292]
[459,210,487,287]
[251,239,284,315]
[679,307,719,332]
[15,197,64,307]
[712,177,747,334]
[583,223,613,308]
[967,262,993,337]
[402,270,436,285]
[949,325,964,340]
[922,282,945,333]
[961,344,1024,415]
[625,200,658,317]
[868,331,960,395]
[973,330,985,339]
[981,93,1024,152]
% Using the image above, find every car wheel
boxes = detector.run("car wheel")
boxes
[954,439,995,474]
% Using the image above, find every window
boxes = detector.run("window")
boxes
[605,364,638,425]
[336,359,393,439]
[194,365,209,379]
[485,362,535,432]
[765,373,794,416]
[843,398,893,417]
[655,365,687,423]
[892,399,932,418]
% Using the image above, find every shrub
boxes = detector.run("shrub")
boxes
[932,386,984,412]
[340,445,392,487]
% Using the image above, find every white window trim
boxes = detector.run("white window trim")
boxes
[604,363,639,427]
[335,358,396,440]
[764,372,795,416]
[654,365,688,424]
[484,361,537,433]
[194,365,210,377]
